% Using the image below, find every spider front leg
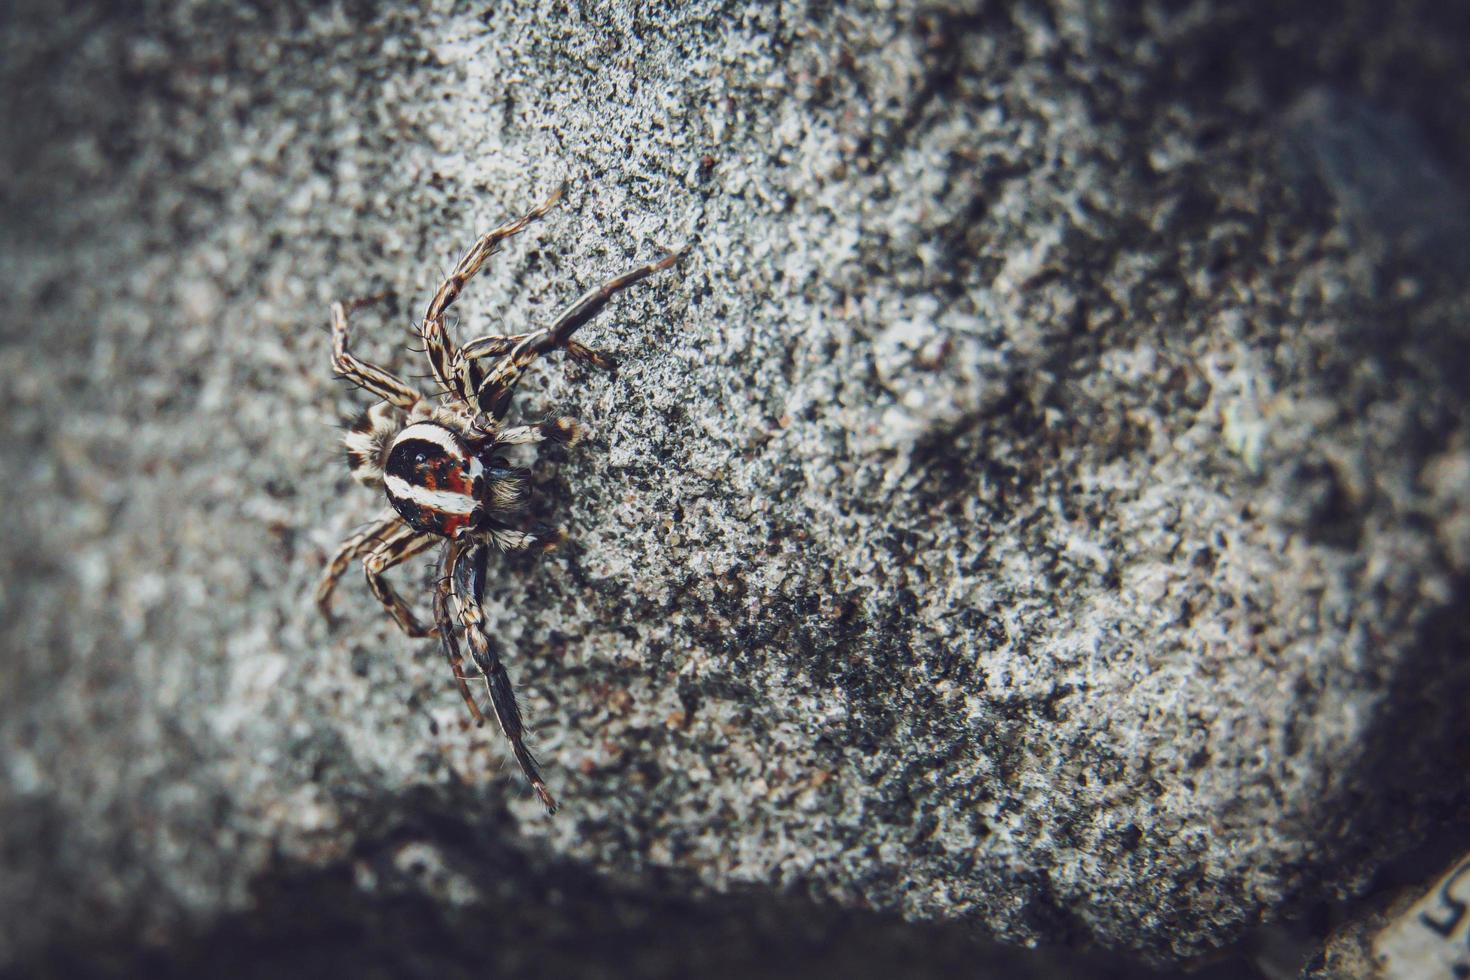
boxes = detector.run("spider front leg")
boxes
[330,296,425,410]
[470,249,683,419]
[460,335,613,370]
[363,521,439,637]
[419,184,567,401]
[454,543,558,813]
[454,333,614,397]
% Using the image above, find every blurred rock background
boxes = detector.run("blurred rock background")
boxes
[3,1,1469,976]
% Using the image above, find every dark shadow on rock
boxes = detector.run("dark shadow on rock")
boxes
[1280,88,1470,283]
[13,785,1253,980]
[1309,573,1470,902]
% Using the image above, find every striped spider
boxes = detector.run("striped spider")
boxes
[315,183,680,812]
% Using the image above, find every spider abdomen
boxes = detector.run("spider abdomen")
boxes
[384,422,484,538]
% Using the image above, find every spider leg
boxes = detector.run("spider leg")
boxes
[454,543,558,813]
[495,416,583,447]
[562,339,617,371]
[486,526,566,552]
[331,297,425,410]
[434,538,488,727]
[454,336,612,409]
[453,332,531,399]
[473,249,682,419]
[457,333,613,374]
[316,511,402,622]
[363,522,439,638]
[454,331,534,363]
[420,184,567,401]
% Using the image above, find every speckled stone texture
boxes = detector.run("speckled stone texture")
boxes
[4,0,1470,973]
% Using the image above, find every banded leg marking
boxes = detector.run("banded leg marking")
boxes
[454,543,558,813]
[363,522,439,637]
[316,512,401,620]
[435,538,488,727]
[494,417,582,447]
[330,298,424,410]
[474,250,682,419]
[420,184,567,400]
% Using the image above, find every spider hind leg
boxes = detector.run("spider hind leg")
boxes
[363,523,439,638]
[453,543,558,813]
[435,540,488,728]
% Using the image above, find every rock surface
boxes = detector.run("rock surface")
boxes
[4,0,1470,972]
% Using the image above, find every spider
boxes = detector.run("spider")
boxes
[315,183,680,813]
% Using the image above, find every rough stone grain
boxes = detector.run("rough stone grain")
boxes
[3,0,1469,972]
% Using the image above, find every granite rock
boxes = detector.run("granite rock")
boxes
[3,0,1470,971]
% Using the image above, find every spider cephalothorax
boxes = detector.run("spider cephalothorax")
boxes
[315,183,680,812]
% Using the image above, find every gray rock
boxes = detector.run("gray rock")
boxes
[3,0,1469,971]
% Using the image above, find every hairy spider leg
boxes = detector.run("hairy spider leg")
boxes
[464,420,577,554]
[363,521,440,637]
[457,335,613,400]
[456,334,615,396]
[455,331,536,399]
[454,543,558,813]
[482,524,568,553]
[331,297,425,410]
[434,538,488,727]
[468,250,683,419]
[316,512,404,619]
[419,183,567,401]
[494,416,583,447]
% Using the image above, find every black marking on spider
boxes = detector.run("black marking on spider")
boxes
[316,182,682,813]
